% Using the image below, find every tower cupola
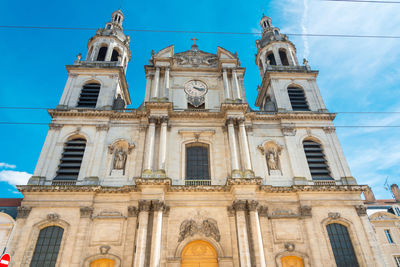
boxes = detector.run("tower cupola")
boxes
[260,14,273,31]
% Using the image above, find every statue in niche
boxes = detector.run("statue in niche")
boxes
[113,148,127,171]
[267,149,279,171]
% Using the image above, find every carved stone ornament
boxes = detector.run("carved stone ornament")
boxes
[49,123,63,130]
[178,218,221,242]
[128,206,138,217]
[227,206,235,217]
[100,245,111,255]
[138,200,152,212]
[80,206,94,218]
[355,205,367,216]
[248,200,259,211]
[323,126,336,134]
[258,206,269,217]
[17,206,32,219]
[300,205,312,217]
[151,200,166,212]
[96,124,110,131]
[281,124,296,136]
[113,148,127,172]
[232,200,248,211]
[328,212,341,219]
[47,213,60,221]
[285,242,296,252]
[174,48,218,68]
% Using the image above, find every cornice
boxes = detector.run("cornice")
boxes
[248,112,336,121]
[49,109,146,119]
[260,185,369,193]
[17,185,138,193]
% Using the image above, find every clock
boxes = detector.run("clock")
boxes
[184,80,208,97]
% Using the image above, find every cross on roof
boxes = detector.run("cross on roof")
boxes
[191,37,198,45]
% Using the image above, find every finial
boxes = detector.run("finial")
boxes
[191,37,198,46]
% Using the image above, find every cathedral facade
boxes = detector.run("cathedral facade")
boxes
[8,10,386,267]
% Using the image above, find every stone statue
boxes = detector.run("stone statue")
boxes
[267,149,278,170]
[113,148,127,170]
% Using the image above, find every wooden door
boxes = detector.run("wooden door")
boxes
[281,256,304,267]
[181,240,218,267]
[90,258,115,267]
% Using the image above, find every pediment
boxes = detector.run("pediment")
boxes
[217,46,236,59]
[370,211,399,221]
[154,45,174,58]
[173,46,218,68]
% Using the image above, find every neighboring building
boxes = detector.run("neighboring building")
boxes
[365,185,400,267]
[0,198,22,255]
[7,10,387,267]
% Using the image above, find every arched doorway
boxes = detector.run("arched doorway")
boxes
[181,240,218,267]
[281,256,304,267]
[90,258,115,267]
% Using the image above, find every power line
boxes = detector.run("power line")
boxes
[3,106,400,114]
[321,0,400,3]
[1,25,400,39]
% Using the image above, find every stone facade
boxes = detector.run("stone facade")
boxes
[6,11,387,267]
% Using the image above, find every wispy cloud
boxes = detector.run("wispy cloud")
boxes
[301,0,309,59]
[0,162,16,169]
[0,162,31,186]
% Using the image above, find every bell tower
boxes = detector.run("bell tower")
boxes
[255,14,327,113]
[56,10,131,110]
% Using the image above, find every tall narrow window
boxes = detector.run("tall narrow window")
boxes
[279,49,289,66]
[97,46,108,61]
[77,83,100,108]
[288,86,310,111]
[30,226,64,267]
[303,140,333,180]
[54,138,86,181]
[111,49,120,62]
[385,229,394,243]
[267,52,276,65]
[186,144,210,181]
[326,223,359,267]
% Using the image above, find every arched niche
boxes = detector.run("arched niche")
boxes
[107,139,135,176]
[258,140,283,175]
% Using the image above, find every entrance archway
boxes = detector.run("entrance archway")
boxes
[181,240,218,267]
[281,256,304,267]
[90,258,115,267]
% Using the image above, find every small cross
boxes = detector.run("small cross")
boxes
[191,37,198,45]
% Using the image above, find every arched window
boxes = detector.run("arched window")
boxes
[77,83,100,108]
[288,86,309,111]
[97,46,108,61]
[267,52,276,65]
[279,49,289,66]
[186,144,210,182]
[111,49,120,62]
[30,226,64,267]
[303,140,332,180]
[54,138,86,181]
[326,223,359,267]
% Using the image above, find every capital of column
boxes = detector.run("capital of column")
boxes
[151,200,166,212]
[138,200,152,212]
[17,206,32,219]
[237,117,246,124]
[96,124,110,131]
[160,116,169,124]
[80,207,94,218]
[248,200,259,211]
[258,206,269,217]
[128,206,139,217]
[232,200,248,211]
[49,123,63,130]
[148,116,158,124]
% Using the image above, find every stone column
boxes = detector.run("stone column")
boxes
[134,200,151,267]
[152,67,160,98]
[248,201,266,267]
[90,125,109,178]
[232,69,241,100]
[238,118,252,171]
[123,206,138,266]
[227,118,240,172]
[144,117,157,172]
[232,200,251,267]
[150,201,166,267]
[144,74,152,102]
[222,68,231,100]
[158,117,168,170]
[273,47,282,66]
[70,207,93,266]
[105,44,114,61]
[227,206,240,266]
[163,67,170,99]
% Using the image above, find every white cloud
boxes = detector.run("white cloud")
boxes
[0,162,16,169]
[0,170,31,185]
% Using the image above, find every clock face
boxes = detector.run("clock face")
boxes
[184,80,208,97]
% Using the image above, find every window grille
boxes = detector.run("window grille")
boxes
[77,83,100,108]
[30,226,64,267]
[394,256,400,267]
[186,145,210,181]
[394,206,400,216]
[385,229,394,244]
[288,86,310,111]
[267,52,276,65]
[97,47,107,61]
[54,138,86,181]
[303,140,333,180]
[326,223,359,267]
[279,49,289,66]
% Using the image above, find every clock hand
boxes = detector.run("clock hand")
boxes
[193,86,205,91]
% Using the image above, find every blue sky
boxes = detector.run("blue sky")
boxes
[0,0,399,199]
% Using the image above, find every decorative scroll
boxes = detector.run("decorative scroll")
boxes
[178,218,220,242]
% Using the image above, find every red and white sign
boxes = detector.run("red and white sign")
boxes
[0,253,10,267]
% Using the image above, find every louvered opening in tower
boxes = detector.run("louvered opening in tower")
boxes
[77,83,100,108]
[303,140,333,180]
[54,138,86,181]
[288,87,310,111]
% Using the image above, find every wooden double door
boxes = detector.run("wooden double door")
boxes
[181,240,218,267]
